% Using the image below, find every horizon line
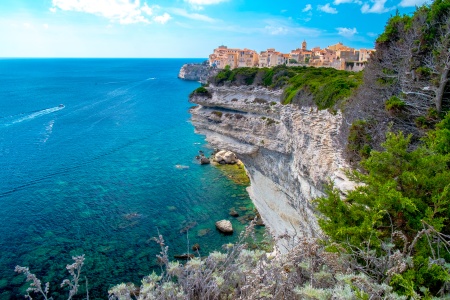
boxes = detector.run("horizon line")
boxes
[0,57,209,59]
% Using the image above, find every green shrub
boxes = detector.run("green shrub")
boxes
[282,67,361,108]
[385,96,406,111]
[211,111,222,118]
[190,86,211,98]
[347,120,372,160]
[207,66,361,109]
[266,118,276,126]
[316,115,450,296]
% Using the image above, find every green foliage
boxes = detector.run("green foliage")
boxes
[214,69,232,85]
[390,256,450,297]
[210,65,362,109]
[282,67,362,108]
[385,96,406,112]
[228,67,259,85]
[190,86,211,98]
[316,114,450,296]
[415,108,441,129]
[211,111,222,118]
[377,12,412,43]
[347,120,372,160]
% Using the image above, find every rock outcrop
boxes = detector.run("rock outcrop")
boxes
[215,220,233,234]
[178,61,216,84]
[214,150,238,164]
[190,85,355,243]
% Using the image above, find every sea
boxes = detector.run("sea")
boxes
[0,59,259,299]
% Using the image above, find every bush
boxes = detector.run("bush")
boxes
[385,96,406,112]
[316,115,450,297]
[190,86,211,98]
[282,67,362,108]
[211,111,222,118]
[108,225,405,300]
[347,120,372,160]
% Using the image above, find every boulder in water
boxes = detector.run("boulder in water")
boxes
[200,157,210,165]
[215,220,233,234]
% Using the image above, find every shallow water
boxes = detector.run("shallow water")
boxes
[0,59,259,299]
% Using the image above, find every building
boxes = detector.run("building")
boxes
[208,41,375,71]
[209,45,258,69]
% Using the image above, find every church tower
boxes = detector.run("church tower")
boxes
[302,40,307,51]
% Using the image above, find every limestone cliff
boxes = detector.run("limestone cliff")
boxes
[178,62,216,84]
[189,85,355,242]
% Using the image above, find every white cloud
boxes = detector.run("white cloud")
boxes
[318,3,338,14]
[361,0,391,13]
[261,19,321,36]
[153,13,171,24]
[302,4,312,12]
[265,25,289,35]
[49,7,57,13]
[333,0,362,4]
[399,0,430,7]
[170,8,216,22]
[141,3,154,16]
[50,0,168,24]
[23,22,32,29]
[184,0,227,10]
[184,0,227,4]
[337,27,358,37]
[43,24,49,29]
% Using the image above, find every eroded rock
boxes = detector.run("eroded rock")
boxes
[215,220,233,234]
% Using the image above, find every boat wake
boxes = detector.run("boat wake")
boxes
[1,105,65,127]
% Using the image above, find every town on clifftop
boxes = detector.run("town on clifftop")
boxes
[208,40,375,72]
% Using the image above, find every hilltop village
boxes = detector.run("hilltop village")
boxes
[208,41,374,72]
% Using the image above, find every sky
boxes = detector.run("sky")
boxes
[0,0,432,58]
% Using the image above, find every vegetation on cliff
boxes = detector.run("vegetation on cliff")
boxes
[317,114,450,297]
[343,0,450,161]
[209,65,362,109]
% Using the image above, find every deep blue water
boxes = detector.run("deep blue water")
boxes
[0,59,257,299]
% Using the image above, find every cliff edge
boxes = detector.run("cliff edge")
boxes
[178,61,216,84]
[189,85,356,242]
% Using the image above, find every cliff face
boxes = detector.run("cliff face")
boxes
[178,62,215,84]
[190,85,355,241]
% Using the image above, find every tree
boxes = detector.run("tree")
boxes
[316,113,450,296]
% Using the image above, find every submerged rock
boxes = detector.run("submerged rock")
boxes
[174,253,194,260]
[192,243,200,251]
[215,220,233,234]
[200,157,210,165]
[197,228,211,237]
[229,208,239,217]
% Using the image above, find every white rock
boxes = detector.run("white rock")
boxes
[214,150,237,164]
[215,220,233,234]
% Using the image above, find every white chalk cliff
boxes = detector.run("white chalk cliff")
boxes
[190,85,356,242]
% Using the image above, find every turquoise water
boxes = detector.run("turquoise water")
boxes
[0,59,258,299]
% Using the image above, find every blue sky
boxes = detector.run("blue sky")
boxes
[0,0,431,58]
